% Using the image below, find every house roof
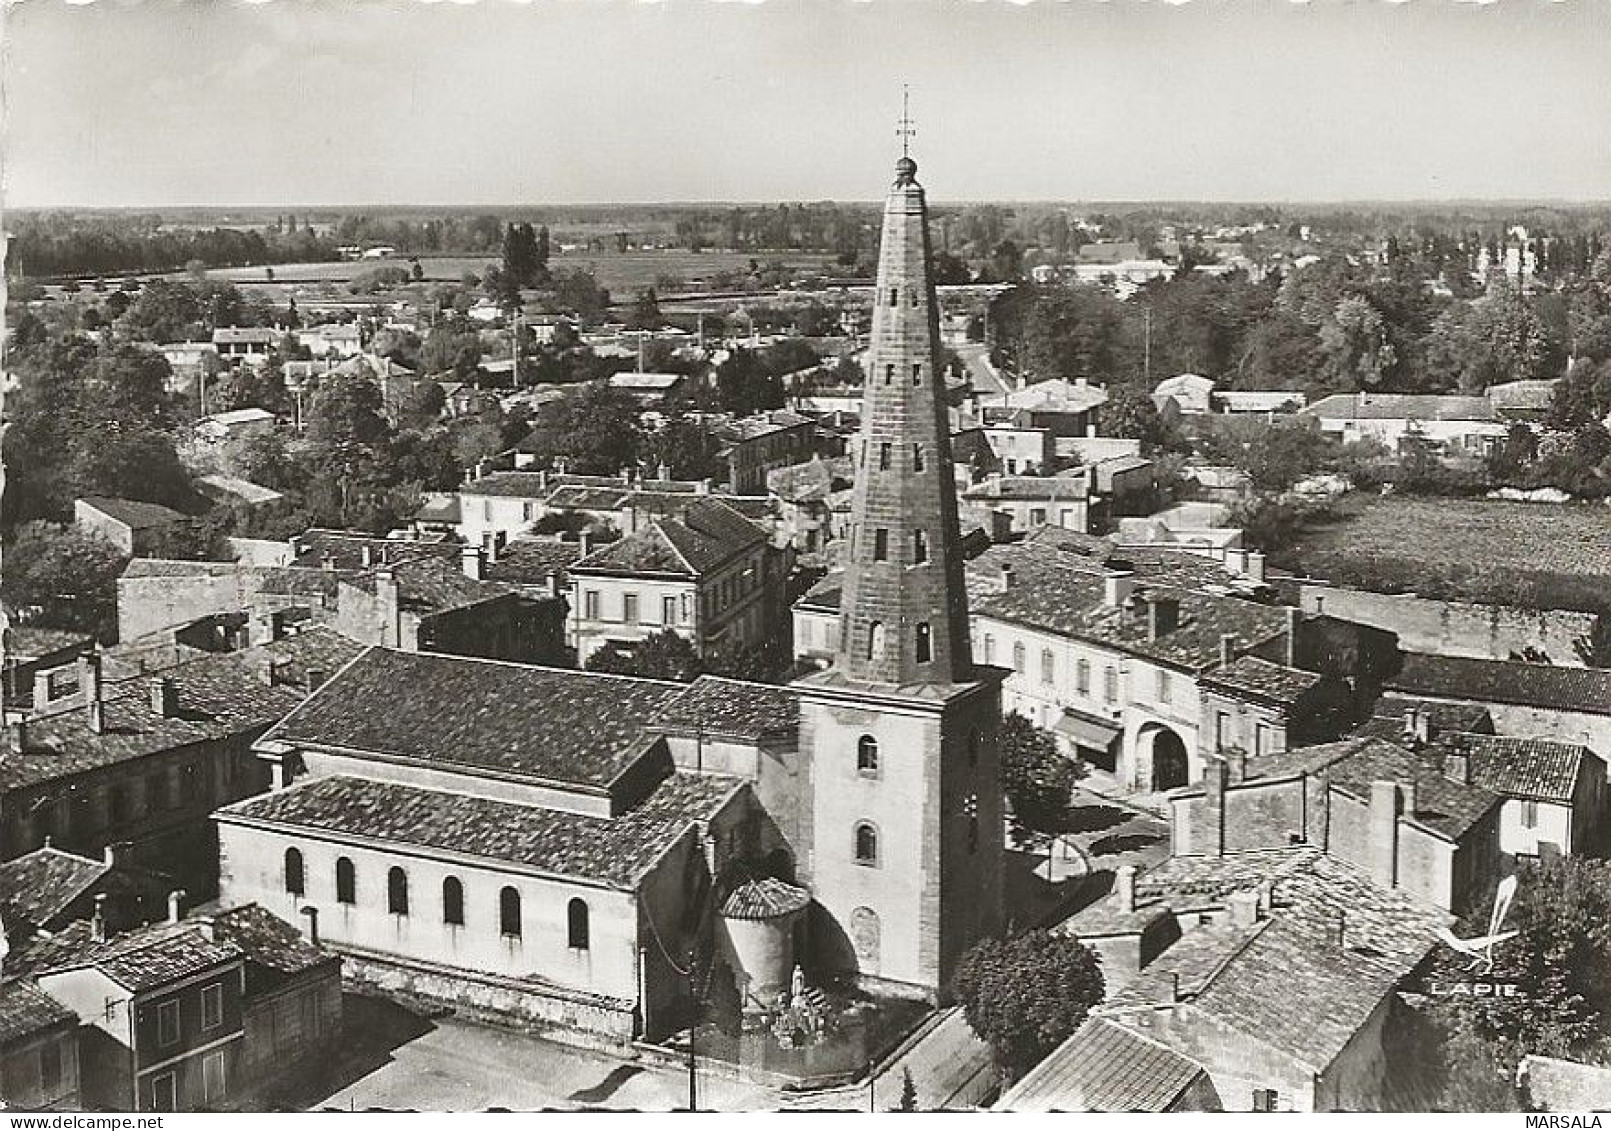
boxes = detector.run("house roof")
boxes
[220,771,741,890]
[199,407,276,428]
[998,1016,1210,1113]
[573,498,766,579]
[1000,377,1109,416]
[0,981,78,1047]
[1200,656,1323,706]
[963,475,1090,503]
[1302,393,1497,423]
[342,555,515,616]
[1457,734,1588,804]
[606,371,684,391]
[208,903,338,994]
[712,409,814,446]
[484,539,586,587]
[1115,847,1448,1073]
[195,474,284,507]
[1366,695,1494,736]
[32,921,239,993]
[212,327,276,345]
[5,626,93,661]
[1388,654,1611,717]
[651,676,800,741]
[2,631,360,794]
[461,471,559,499]
[261,648,686,790]
[1220,736,1500,841]
[0,847,132,934]
[77,496,187,531]
[291,529,456,572]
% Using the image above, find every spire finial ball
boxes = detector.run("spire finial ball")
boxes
[895,156,918,184]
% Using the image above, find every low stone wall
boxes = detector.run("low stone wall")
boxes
[1297,583,1599,667]
[338,946,638,1051]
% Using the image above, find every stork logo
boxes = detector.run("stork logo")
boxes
[1427,875,1526,999]
[1436,874,1519,975]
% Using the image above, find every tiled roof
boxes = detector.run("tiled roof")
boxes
[721,877,811,920]
[999,1016,1209,1112]
[6,626,93,660]
[31,921,239,992]
[963,475,1089,502]
[1303,392,1498,422]
[2,642,316,792]
[263,648,684,790]
[712,410,814,445]
[0,981,77,1046]
[221,772,741,890]
[974,566,1289,673]
[573,498,766,579]
[292,529,456,572]
[544,485,634,510]
[1117,848,1448,1072]
[0,848,112,933]
[461,471,558,499]
[342,556,515,615]
[1200,656,1322,706]
[209,903,337,993]
[484,539,585,587]
[653,676,800,741]
[212,328,275,344]
[1367,695,1494,736]
[1235,736,1499,840]
[1458,735,1587,803]
[78,496,187,531]
[1388,655,1611,717]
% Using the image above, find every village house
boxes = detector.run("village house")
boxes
[211,327,276,366]
[0,845,172,943]
[3,627,95,715]
[1014,845,1451,1112]
[961,472,1092,537]
[1300,392,1510,456]
[710,409,817,495]
[75,497,190,557]
[569,497,787,667]
[294,323,363,358]
[193,407,277,447]
[1153,373,1216,416]
[0,980,82,1110]
[1385,654,1611,758]
[3,632,362,899]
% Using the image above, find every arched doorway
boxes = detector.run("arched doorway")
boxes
[1148,726,1190,792]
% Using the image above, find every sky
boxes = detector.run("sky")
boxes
[4,0,1610,208]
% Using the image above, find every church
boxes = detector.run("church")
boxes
[213,152,1008,1043]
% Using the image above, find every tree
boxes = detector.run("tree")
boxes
[952,930,1105,1079]
[1424,284,1554,394]
[419,323,484,380]
[896,1068,919,1112]
[1239,420,1326,494]
[584,630,702,682]
[999,713,1082,837]
[526,383,642,475]
[1,522,128,641]
[646,413,723,481]
[716,349,785,416]
[624,287,663,332]
[1428,857,1611,1073]
[1319,294,1398,388]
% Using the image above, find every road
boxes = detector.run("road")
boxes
[953,342,1011,397]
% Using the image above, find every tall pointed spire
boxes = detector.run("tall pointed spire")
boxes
[833,137,973,686]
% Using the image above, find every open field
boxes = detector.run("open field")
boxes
[1288,496,1611,578]
[196,250,835,297]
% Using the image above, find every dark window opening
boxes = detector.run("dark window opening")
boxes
[442,877,465,925]
[335,857,356,905]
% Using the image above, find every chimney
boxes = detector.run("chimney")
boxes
[493,530,508,560]
[374,569,400,648]
[1227,888,1261,928]
[149,678,178,718]
[1219,633,1236,669]
[999,563,1015,591]
[1411,707,1432,747]
[1369,779,1401,890]
[91,894,107,942]
[1226,747,1247,784]
[545,570,561,599]
[1444,751,1471,786]
[697,478,711,496]
[1285,606,1301,667]
[300,906,320,946]
[80,654,104,734]
[1227,547,1249,576]
[1246,550,1267,583]
[1330,911,1348,950]
[1203,757,1228,857]
[1085,422,1097,439]
[102,841,122,867]
[579,530,593,557]
[1401,705,1423,748]
[167,889,186,924]
[1401,779,1419,817]
[32,673,54,713]
[1162,971,1180,1005]
[360,544,374,567]
[1104,570,1135,609]
[260,657,287,687]
[461,544,485,582]
[288,534,304,560]
[1145,595,1180,642]
[306,667,327,691]
[321,552,336,572]
[8,717,27,756]
[1115,865,1137,914]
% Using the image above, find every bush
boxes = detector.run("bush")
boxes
[952,930,1105,1079]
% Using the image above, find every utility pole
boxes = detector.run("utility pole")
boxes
[1143,305,1153,384]
[686,944,699,1112]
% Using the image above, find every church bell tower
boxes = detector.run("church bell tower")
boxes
[792,132,1005,1000]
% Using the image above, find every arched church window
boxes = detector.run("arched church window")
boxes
[567,898,590,950]
[335,857,356,905]
[283,848,304,896]
[442,877,465,926]
[854,822,880,866]
[913,530,929,563]
[915,622,933,663]
[867,621,886,660]
[500,886,523,938]
[387,866,409,916]
[857,735,879,776]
